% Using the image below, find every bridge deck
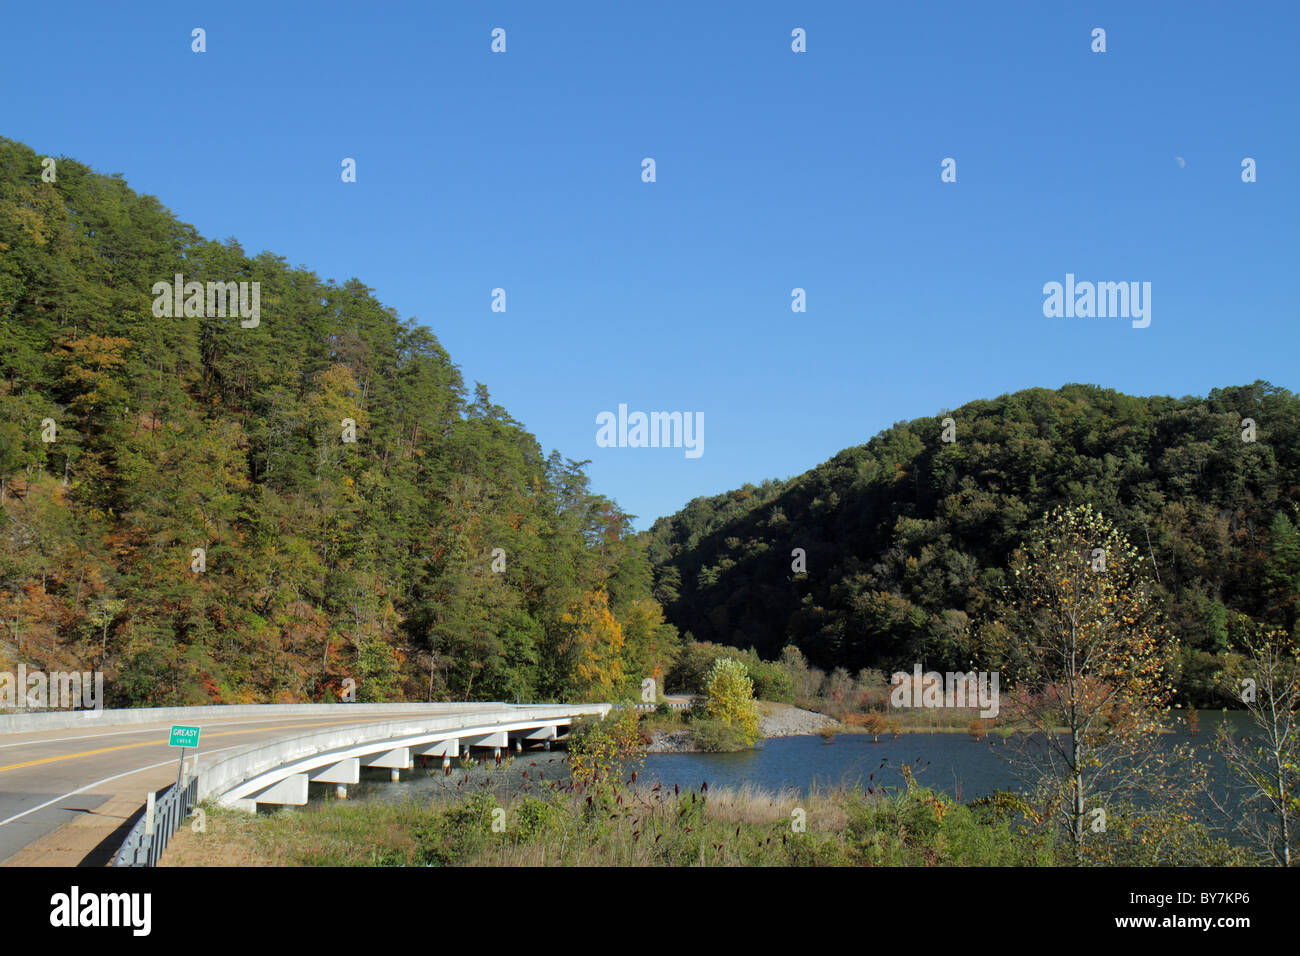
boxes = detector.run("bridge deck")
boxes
[0,704,560,866]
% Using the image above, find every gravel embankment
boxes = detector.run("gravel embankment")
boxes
[644,730,698,753]
[758,702,840,737]
[644,703,839,753]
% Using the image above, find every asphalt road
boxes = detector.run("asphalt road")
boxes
[0,706,494,866]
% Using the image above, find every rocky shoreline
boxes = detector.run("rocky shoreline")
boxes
[644,703,839,753]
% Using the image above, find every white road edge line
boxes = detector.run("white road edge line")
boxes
[0,743,245,829]
[0,714,401,751]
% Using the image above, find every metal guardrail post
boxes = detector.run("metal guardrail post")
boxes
[110,705,610,865]
[113,772,199,867]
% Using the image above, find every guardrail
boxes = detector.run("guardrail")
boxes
[113,774,198,867]
[626,696,702,713]
[197,705,607,807]
[102,702,615,865]
[0,701,500,735]
[110,703,610,864]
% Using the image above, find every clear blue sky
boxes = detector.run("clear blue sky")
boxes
[4,1,1297,528]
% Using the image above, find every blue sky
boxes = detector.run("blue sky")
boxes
[3,1,1297,528]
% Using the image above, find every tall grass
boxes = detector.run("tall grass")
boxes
[162,772,1244,868]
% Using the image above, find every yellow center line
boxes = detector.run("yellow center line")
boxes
[0,716,403,775]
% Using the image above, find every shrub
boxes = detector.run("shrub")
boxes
[785,833,853,866]
[777,645,824,701]
[689,718,752,752]
[415,792,499,865]
[512,797,563,843]
[859,712,888,739]
[566,707,645,788]
[821,667,854,705]
[845,786,1047,866]
[748,660,795,703]
[705,658,761,745]
[669,641,794,702]
[668,642,733,694]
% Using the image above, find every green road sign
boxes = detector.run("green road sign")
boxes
[168,725,201,748]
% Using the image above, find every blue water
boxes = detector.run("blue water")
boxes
[335,712,1253,818]
[643,734,1013,801]
[641,711,1254,805]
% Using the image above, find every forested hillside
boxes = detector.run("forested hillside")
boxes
[4,137,1297,712]
[646,383,1300,703]
[0,137,678,706]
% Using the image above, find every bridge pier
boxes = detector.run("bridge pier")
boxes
[196,703,613,817]
[250,773,308,807]
[414,740,458,759]
[519,725,557,751]
[363,747,412,770]
[308,758,359,786]
[463,730,508,754]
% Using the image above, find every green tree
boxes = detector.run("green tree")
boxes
[1265,508,1300,635]
[705,658,760,745]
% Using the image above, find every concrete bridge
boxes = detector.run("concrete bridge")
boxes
[0,701,610,865]
[195,703,609,810]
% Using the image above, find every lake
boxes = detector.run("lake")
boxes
[645,711,1252,802]
[334,711,1255,821]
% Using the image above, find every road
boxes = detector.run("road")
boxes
[0,706,496,866]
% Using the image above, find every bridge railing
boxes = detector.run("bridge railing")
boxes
[624,696,703,713]
[113,775,197,867]
[0,701,500,735]
[107,703,612,865]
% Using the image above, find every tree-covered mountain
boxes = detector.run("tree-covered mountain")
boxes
[0,137,678,706]
[645,383,1300,703]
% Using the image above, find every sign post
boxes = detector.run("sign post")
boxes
[168,724,201,788]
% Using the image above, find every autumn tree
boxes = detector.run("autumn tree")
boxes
[619,597,680,689]
[1212,626,1300,866]
[566,707,644,791]
[984,504,1182,864]
[861,711,889,741]
[559,588,626,702]
[705,657,760,745]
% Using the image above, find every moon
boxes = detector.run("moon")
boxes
[1175,157,1186,168]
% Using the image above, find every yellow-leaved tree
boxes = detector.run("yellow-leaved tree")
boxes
[984,503,1184,864]
[706,657,761,745]
[561,588,625,701]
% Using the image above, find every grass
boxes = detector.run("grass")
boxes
[638,708,689,736]
[160,773,1248,867]
[638,705,757,751]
